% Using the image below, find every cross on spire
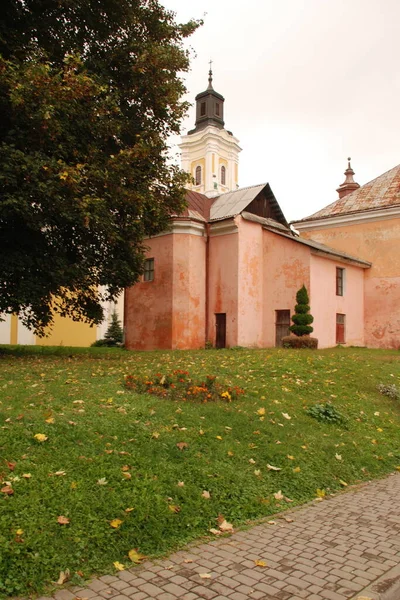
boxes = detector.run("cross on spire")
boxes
[207,59,213,89]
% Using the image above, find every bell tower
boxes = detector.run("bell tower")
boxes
[179,65,241,198]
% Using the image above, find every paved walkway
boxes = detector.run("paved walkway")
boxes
[42,473,400,600]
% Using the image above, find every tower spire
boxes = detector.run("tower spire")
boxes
[336,157,360,199]
[207,59,213,90]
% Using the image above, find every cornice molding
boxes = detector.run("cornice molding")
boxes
[209,219,238,237]
[146,220,205,239]
[292,206,400,231]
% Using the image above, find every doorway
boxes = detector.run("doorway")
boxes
[275,310,290,346]
[215,313,226,349]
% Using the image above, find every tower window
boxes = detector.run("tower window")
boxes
[221,165,226,185]
[215,102,220,116]
[195,165,201,186]
[144,258,154,282]
[200,102,206,117]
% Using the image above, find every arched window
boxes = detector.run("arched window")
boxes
[221,165,226,186]
[195,165,201,186]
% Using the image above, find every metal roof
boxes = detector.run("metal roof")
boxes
[210,183,267,220]
[295,163,400,223]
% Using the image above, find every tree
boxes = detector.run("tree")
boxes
[289,285,314,337]
[104,310,124,346]
[0,0,200,334]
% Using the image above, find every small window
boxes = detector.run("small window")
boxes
[215,102,220,116]
[336,313,345,344]
[336,267,345,296]
[200,102,206,116]
[195,165,201,186]
[221,165,226,185]
[144,258,154,282]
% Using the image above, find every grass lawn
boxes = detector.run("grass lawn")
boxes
[0,345,399,597]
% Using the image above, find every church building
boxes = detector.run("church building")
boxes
[124,70,396,351]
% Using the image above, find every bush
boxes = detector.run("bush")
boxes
[377,383,399,400]
[282,335,318,349]
[306,402,346,424]
[91,310,123,347]
[289,285,314,337]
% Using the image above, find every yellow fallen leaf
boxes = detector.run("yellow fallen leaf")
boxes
[282,413,291,420]
[257,408,266,416]
[301,445,307,449]
[125,507,134,512]
[151,432,160,439]
[177,481,185,487]
[202,490,211,499]
[56,569,70,585]
[249,458,256,464]
[273,490,283,500]
[316,488,326,498]
[287,455,295,460]
[113,561,125,571]
[45,417,55,424]
[267,463,282,471]
[209,528,221,535]
[218,519,234,533]
[110,519,123,528]
[396,466,400,472]
[199,573,211,579]
[374,411,380,416]
[267,520,276,525]
[216,436,223,440]
[377,427,383,432]
[293,466,301,473]
[34,433,48,442]
[122,472,132,480]
[128,549,146,563]
[199,429,205,435]
[184,558,193,563]
[70,482,78,489]
[22,473,32,479]
[227,450,234,456]
[16,528,23,535]
[339,480,348,486]
[57,516,70,525]
[168,504,181,513]
[335,453,342,461]
[254,560,267,567]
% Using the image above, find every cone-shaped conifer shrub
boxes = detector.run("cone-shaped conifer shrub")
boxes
[289,285,314,336]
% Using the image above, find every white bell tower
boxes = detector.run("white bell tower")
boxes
[179,66,241,198]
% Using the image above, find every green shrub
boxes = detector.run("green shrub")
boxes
[306,402,345,424]
[91,310,123,347]
[289,285,314,337]
[282,335,318,349]
[377,383,399,400]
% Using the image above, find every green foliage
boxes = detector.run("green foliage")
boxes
[377,383,399,400]
[0,345,399,596]
[105,311,124,345]
[282,335,318,349]
[0,1,200,334]
[289,285,314,337]
[306,402,346,424]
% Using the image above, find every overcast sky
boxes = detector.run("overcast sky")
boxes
[161,0,400,221]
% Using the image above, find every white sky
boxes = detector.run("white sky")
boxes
[161,0,400,221]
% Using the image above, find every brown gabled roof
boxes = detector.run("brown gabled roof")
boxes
[182,190,215,221]
[295,163,400,223]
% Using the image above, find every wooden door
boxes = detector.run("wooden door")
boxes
[275,310,290,347]
[336,313,345,343]
[215,313,226,349]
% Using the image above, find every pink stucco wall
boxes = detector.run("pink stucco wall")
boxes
[208,222,239,346]
[124,235,173,350]
[310,255,365,348]
[237,219,263,347]
[262,228,311,347]
[171,231,206,349]
[301,217,400,348]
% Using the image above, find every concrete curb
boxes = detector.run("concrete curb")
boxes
[353,562,400,600]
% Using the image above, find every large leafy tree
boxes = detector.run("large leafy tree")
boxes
[0,0,199,334]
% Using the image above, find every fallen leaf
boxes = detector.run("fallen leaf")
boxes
[216,436,223,440]
[273,490,284,500]
[110,519,123,528]
[177,481,185,487]
[176,442,188,451]
[128,549,146,563]
[57,516,70,525]
[34,433,48,442]
[121,465,130,471]
[257,408,266,416]
[97,478,108,485]
[335,453,342,461]
[254,560,267,567]
[267,520,276,525]
[374,411,380,416]
[254,469,261,476]
[202,490,211,499]
[316,488,326,498]
[227,450,234,456]
[282,413,291,420]
[283,517,294,523]
[22,473,32,479]
[218,519,234,533]
[56,569,70,585]
[209,528,221,535]
[151,432,160,439]
[122,472,132,480]
[249,458,256,464]
[51,470,66,477]
[70,482,78,489]
[293,466,301,473]
[6,460,16,471]
[16,528,23,535]
[1,485,14,495]
[45,417,55,424]
[125,507,134,512]
[339,480,348,486]
[168,504,181,513]
[267,464,281,471]
[113,561,125,571]
[287,455,295,460]
[184,558,193,563]
[199,573,211,579]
